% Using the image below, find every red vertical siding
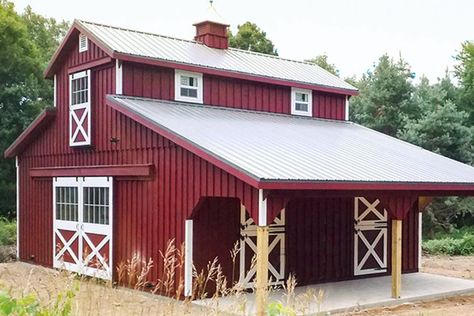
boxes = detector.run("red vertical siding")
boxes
[313,91,346,120]
[121,62,347,120]
[18,42,259,281]
[192,198,241,286]
[67,39,108,68]
[285,197,418,286]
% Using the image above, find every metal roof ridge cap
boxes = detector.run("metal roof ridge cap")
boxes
[107,94,355,124]
[76,20,357,91]
[78,19,202,45]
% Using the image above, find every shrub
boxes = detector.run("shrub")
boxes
[422,226,474,255]
[0,219,16,246]
[0,285,76,316]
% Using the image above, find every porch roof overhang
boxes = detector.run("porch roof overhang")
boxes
[4,108,56,158]
[106,95,474,194]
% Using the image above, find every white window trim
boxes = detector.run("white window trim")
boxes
[79,34,88,53]
[291,87,312,116]
[69,70,91,147]
[174,70,203,104]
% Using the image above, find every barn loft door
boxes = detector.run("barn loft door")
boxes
[69,70,91,147]
[354,197,388,276]
[53,177,113,280]
[239,206,285,288]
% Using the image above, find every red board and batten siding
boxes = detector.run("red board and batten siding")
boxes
[18,43,259,281]
[121,62,347,120]
[285,198,418,286]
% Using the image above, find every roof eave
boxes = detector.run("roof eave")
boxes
[257,179,474,194]
[4,108,57,158]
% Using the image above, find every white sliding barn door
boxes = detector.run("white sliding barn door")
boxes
[53,177,113,279]
[354,197,388,276]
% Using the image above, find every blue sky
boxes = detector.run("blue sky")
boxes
[12,0,474,82]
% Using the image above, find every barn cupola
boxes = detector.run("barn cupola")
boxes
[193,0,229,49]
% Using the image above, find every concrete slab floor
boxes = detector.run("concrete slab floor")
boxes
[194,273,474,315]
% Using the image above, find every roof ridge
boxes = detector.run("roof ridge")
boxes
[110,94,353,125]
[77,19,200,46]
[77,20,342,71]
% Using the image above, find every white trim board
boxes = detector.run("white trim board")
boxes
[15,157,19,259]
[116,60,123,94]
[184,219,193,297]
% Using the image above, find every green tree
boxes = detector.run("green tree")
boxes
[0,1,67,218]
[399,101,473,164]
[306,54,339,76]
[398,75,474,236]
[22,5,68,67]
[228,22,278,55]
[350,54,415,136]
[455,41,474,123]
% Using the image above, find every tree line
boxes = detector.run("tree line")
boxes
[1,2,473,235]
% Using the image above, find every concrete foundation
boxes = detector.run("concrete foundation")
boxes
[194,273,474,315]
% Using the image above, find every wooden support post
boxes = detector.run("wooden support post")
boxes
[256,225,269,316]
[391,219,402,298]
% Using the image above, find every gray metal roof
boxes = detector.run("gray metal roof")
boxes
[78,20,357,93]
[107,95,474,184]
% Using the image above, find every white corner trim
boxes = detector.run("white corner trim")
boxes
[258,189,267,226]
[53,74,57,107]
[116,60,123,94]
[15,157,19,259]
[291,87,313,117]
[184,219,193,297]
[345,96,349,121]
[174,69,203,104]
[418,212,422,269]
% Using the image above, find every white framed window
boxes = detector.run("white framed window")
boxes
[79,34,88,52]
[175,70,203,103]
[291,87,312,116]
[69,70,91,147]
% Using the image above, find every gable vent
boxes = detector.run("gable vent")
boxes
[79,34,88,52]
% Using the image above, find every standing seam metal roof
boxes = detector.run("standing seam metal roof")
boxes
[77,20,357,93]
[107,95,474,185]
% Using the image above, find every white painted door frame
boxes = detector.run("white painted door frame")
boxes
[53,177,113,280]
[354,197,388,276]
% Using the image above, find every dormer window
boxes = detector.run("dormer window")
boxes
[175,70,203,104]
[79,34,88,52]
[291,88,312,116]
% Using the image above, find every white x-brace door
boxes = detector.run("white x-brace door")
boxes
[239,206,285,288]
[53,177,113,280]
[354,197,388,276]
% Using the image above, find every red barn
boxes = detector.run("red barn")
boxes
[5,13,474,309]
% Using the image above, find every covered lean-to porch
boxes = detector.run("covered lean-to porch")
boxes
[106,95,474,314]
